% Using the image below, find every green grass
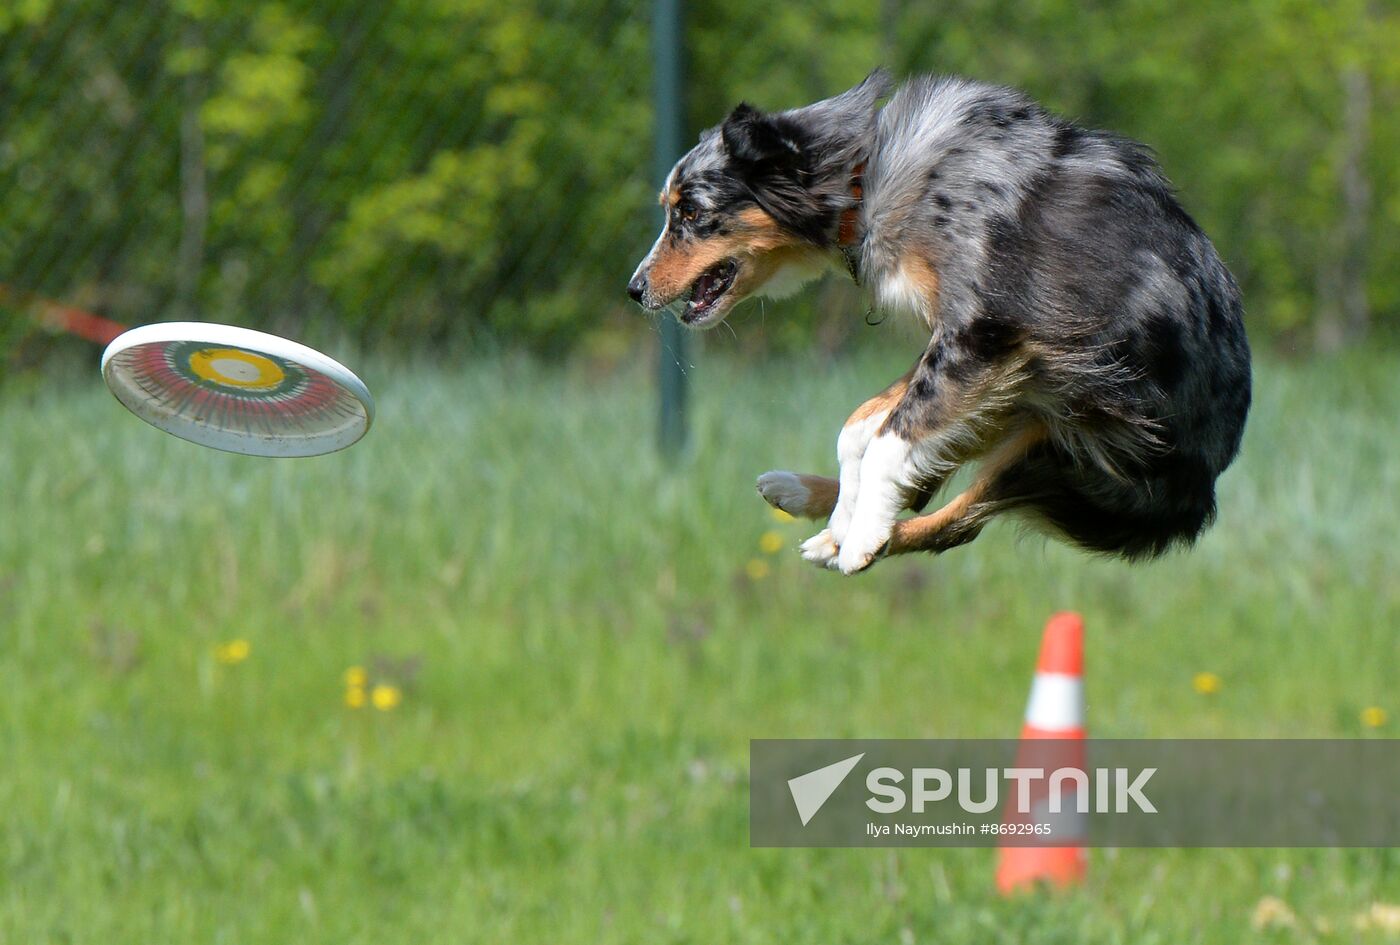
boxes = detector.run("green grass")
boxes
[1,347,1397,943]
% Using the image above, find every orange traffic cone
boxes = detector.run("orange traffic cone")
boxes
[995,611,1088,894]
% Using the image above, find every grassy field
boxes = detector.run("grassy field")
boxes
[2,345,1397,942]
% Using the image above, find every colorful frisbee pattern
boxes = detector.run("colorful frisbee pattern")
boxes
[102,322,373,457]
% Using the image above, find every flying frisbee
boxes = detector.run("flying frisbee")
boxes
[101,322,374,457]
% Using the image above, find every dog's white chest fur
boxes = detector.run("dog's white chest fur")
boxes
[756,257,830,301]
[874,264,925,318]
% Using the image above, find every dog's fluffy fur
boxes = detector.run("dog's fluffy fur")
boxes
[629,70,1251,574]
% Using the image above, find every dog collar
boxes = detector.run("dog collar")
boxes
[837,162,865,283]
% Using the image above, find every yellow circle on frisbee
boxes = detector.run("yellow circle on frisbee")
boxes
[188,347,286,390]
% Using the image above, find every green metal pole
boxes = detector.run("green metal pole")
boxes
[653,0,687,458]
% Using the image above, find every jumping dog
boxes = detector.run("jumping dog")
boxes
[628,70,1251,574]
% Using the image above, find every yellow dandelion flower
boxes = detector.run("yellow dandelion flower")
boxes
[759,530,785,555]
[343,665,367,688]
[214,639,250,665]
[344,685,367,709]
[745,558,771,581]
[371,684,402,711]
[1353,902,1400,933]
[1360,706,1388,728]
[769,507,795,523]
[1192,671,1222,695]
[1250,896,1297,931]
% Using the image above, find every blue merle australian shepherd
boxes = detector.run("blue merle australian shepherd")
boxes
[628,70,1251,575]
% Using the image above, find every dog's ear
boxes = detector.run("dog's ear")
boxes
[842,68,893,111]
[722,103,805,170]
[780,68,890,143]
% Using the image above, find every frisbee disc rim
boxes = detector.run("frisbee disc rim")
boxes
[101,321,374,458]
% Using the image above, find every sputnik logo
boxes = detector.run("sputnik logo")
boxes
[787,753,865,826]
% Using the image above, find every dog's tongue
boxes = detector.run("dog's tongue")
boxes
[692,261,734,311]
[694,268,721,305]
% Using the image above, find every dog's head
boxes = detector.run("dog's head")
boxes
[627,70,890,328]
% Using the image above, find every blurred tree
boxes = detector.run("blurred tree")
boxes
[2,0,650,353]
[891,0,1400,348]
[1,0,1397,357]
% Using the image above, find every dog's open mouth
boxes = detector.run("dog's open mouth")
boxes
[683,259,738,321]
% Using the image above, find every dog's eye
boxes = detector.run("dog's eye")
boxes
[677,199,700,224]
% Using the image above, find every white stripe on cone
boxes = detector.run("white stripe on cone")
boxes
[1024,672,1084,731]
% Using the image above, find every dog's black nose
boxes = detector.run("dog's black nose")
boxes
[627,274,647,304]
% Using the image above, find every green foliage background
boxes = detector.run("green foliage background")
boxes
[2,0,1398,354]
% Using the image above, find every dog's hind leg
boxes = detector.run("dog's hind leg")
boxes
[834,345,1032,574]
[757,471,934,520]
[755,471,839,519]
[884,422,1047,558]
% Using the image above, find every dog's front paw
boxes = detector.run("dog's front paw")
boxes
[756,471,808,516]
[836,517,891,575]
[828,501,855,546]
[799,528,841,570]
